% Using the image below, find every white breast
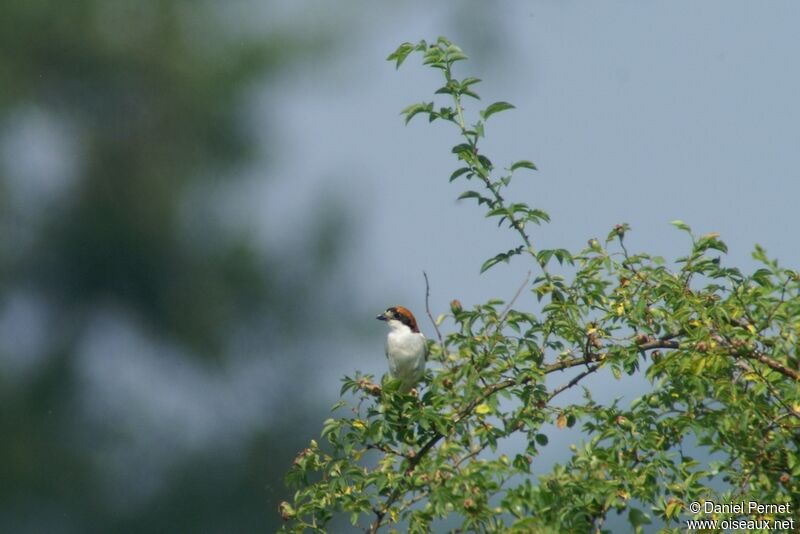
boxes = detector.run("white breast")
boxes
[385,330,426,389]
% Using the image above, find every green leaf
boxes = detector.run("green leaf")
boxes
[445,43,468,62]
[450,167,472,182]
[460,77,482,98]
[386,42,416,68]
[400,102,433,124]
[422,46,445,67]
[480,254,505,274]
[458,190,491,205]
[480,101,515,120]
[537,249,554,266]
[552,248,574,265]
[480,247,523,273]
[451,143,473,157]
[477,154,493,170]
[526,208,551,224]
[696,235,728,254]
[628,508,652,531]
[434,84,455,95]
[486,206,508,218]
[321,418,338,439]
[752,244,769,263]
[664,500,682,519]
[670,219,692,233]
[510,160,537,172]
[450,167,474,182]
[752,268,773,287]
[567,414,576,428]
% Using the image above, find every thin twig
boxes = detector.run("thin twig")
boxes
[618,236,638,274]
[422,271,444,347]
[548,364,601,401]
[497,270,532,329]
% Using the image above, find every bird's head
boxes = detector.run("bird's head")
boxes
[376,306,420,333]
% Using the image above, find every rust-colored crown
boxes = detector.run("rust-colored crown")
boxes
[389,305,419,333]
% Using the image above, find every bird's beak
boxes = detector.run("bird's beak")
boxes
[376,312,387,321]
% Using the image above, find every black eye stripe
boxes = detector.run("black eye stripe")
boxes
[395,313,412,328]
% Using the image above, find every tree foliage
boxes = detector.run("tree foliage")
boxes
[281,38,799,533]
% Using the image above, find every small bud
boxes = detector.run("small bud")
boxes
[695,341,707,352]
[279,501,295,521]
[614,224,626,238]
[651,350,662,361]
[556,413,567,429]
[463,498,476,510]
[293,448,312,467]
[635,334,650,345]
[368,384,382,397]
[779,472,790,485]
[442,377,454,389]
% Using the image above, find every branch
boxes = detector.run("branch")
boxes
[548,363,601,401]
[422,271,444,347]
[744,350,800,382]
[640,331,799,382]
[367,432,440,533]
[638,338,680,351]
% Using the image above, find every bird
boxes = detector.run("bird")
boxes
[376,306,427,392]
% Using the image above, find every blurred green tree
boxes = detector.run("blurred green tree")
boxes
[0,1,347,531]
